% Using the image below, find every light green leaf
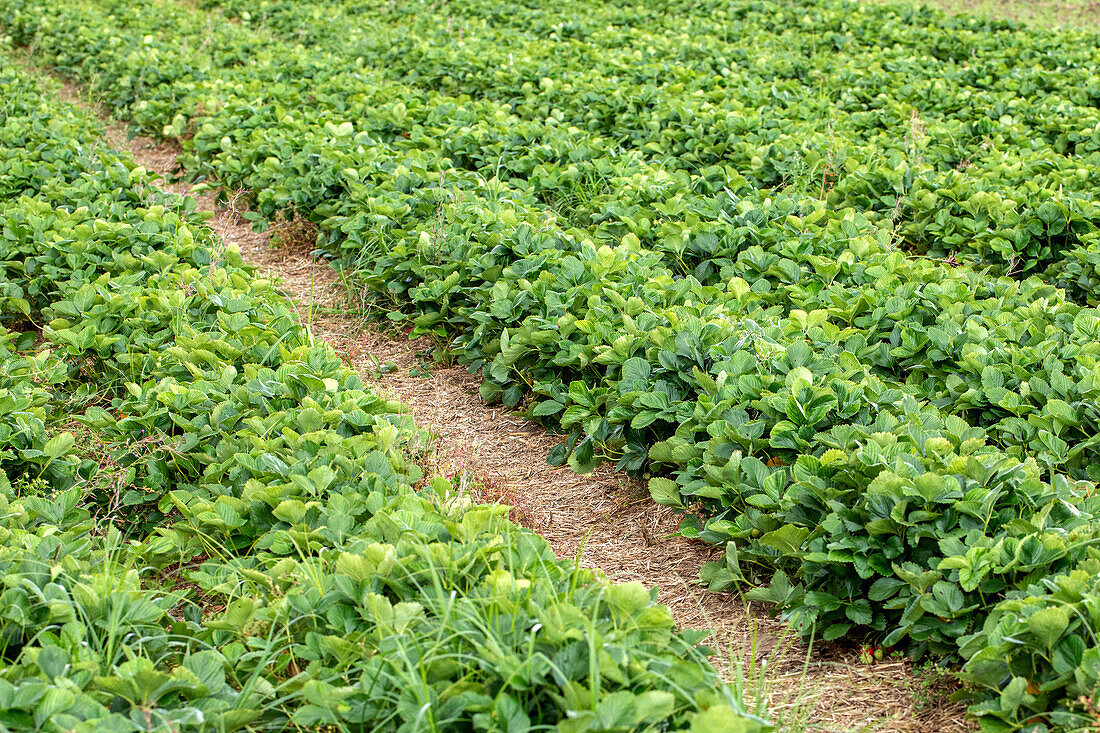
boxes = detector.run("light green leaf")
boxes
[648,477,684,508]
[1027,606,1069,651]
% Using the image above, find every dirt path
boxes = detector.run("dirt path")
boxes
[49,74,971,733]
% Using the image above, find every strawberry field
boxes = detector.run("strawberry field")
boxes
[2,0,1100,730]
[0,59,756,731]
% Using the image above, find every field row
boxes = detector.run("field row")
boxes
[0,61,757,730]
[4,0,1100,728]
[197,0,1100,289]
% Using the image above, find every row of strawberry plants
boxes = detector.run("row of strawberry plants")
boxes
[10,0,1100,319]
[206,0,1100,290]
[17,0,1100,301]
[9,1,1100,727]
[0,62,757,731]
[213,0,1100,159]
[13,0,1100,492]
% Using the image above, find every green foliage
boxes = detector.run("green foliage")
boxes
[0,330,79,490]
[6,0,1100,728]
[206,0,1100,285]
[960,560,1100,731]
[0,65,760,731]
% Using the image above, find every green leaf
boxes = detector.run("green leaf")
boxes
[980,366,1004,393]
[297,407,323,433]
[607,582,652,619]
[1027,606,1069,651]
[33,687,74,728]
[758,524,810,556]
[932,581,965,615]
[648,477,684,508]
[1046,398,1077,424]
[622,356,651,385]
[868,577,906,602]
[845,602,874,626]
[479,380,504,403]
[35,647,68,679]
[492,694,531,732]
[43,432,75,460]
[688,705,764,732]
[532,399,564,417]
[182,651,225,694]
[634,690,675,723]
[999,676,1029,715]
[568,438,598,473]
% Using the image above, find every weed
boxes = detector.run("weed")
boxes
[910,661,958,711]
